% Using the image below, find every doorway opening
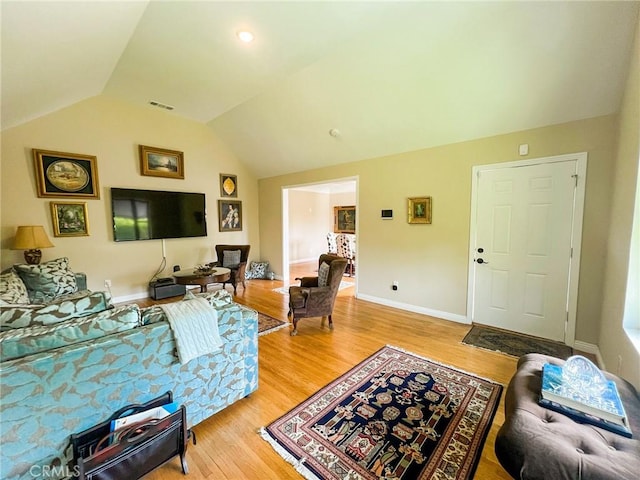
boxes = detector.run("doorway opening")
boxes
[282,178,358,293]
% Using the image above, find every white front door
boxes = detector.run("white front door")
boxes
[470,155,585,342]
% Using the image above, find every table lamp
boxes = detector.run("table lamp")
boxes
[12,225,54,264]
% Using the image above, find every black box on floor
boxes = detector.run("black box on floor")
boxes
[149,281,186,300]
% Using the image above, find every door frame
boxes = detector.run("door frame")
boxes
[281,177,358,289]
[466,152,587,346]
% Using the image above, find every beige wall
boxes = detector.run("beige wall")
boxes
[286,189,357,264]
[288,190,332,262]
[1,95,259,301]
[259,114,618,345]
[598,13,640,387]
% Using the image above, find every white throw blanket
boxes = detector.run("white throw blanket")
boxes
[161,297,223,365]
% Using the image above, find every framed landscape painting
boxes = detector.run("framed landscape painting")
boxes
[408,197,432,224]
[139,145,184,179]
[50,202,89,237]
[33,149,100,199]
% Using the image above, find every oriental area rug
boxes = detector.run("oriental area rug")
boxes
[462,325,573,359]
[258,312,289,336]
[260,345,502,480]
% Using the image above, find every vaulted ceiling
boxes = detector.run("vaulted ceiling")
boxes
[2,1,638,178]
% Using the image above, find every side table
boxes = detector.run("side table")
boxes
[173,267,231,293]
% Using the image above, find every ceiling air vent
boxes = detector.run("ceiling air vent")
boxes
[149,101,174,111]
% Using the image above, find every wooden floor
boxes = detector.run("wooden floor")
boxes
[139,262,516,479]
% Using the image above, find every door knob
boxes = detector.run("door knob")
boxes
[475,258,488,264]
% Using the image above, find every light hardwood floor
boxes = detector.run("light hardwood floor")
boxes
[139,263,516,479]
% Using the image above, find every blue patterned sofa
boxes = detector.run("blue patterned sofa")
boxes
[0,270,258,480]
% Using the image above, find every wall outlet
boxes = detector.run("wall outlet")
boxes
[392,281,398,291]
[104,279,112,288]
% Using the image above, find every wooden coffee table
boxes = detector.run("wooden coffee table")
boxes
[173,267,231,293]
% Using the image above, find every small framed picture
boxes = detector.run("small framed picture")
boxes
[218,200,242,232]
[408,197,432,224]
[33,149,100,199]
[334,206,356,233]
[50,202,89,237]
[219,174,238,197]
[139,145,184,179]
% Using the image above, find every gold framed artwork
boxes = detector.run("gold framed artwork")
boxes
[334,206,356,233]
[50,202,89,237]
[219,174,238,197]
[218,200,242,232]
[408,197,432,224]
[33,149,100,199]
[139,145,184,179]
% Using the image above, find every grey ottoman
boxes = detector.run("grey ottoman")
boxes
[495,353,640,480]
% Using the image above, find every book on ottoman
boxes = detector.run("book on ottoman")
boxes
[539,363,632,437]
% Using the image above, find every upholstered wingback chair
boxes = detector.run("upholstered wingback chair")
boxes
[210,245,250,294]
[327,232,338,254]
[336,233,356,276]
[288,254,348,336]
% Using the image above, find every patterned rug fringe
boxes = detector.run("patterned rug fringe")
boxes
[258,321,289,336]
[257,312,289,336]
[259,428,320,480]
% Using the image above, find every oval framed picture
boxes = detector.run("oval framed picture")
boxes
[33,149,100,199]
[220,174,238,198]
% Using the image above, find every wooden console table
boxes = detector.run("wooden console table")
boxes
[173,267,231,293]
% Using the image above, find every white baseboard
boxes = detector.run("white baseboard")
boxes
[289,257,317,265]
[356,293,469,324]
[113,291,148,304]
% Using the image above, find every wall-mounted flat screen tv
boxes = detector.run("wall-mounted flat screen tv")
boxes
[111,188,207,242]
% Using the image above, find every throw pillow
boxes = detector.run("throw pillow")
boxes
[0,290,112,330]
[245,261,269,280]
[0,270,30,304]
[0,303,140,362]
[14,257,78,304]
[222,250,241,268]
[318,262,330,287]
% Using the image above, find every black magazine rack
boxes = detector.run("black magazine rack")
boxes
[70,391,195,480]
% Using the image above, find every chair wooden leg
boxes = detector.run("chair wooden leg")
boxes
[328,314,334,330]
[290,317,298,336]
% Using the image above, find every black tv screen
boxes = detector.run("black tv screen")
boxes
[111,188,207,241]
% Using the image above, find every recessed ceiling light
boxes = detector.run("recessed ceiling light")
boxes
[237,31,254,43]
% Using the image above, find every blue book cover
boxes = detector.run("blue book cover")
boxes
[539,397,632,438]
[541,363,627,424]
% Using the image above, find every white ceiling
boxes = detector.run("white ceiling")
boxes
[2,1,638,179]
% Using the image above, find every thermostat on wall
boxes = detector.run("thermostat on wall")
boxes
[381,209,393,219]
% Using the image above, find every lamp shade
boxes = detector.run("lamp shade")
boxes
[12,225,54,250]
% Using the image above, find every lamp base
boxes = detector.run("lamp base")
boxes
[24,249,42,265]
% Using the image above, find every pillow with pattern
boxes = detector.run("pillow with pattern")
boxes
[318,262,330,287]
[14,257,78,304]
[0,270,30,304]
[245,261,269,279]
